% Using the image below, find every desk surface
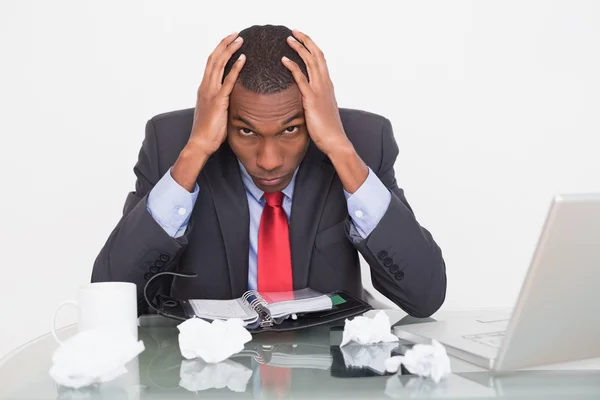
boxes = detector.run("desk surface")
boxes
[1,309,599,399]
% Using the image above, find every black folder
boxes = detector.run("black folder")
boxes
[143,271,372,333]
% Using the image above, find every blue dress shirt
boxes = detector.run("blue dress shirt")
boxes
[146,162,391,291]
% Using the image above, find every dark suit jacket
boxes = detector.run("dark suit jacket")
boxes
[92,108,446,317]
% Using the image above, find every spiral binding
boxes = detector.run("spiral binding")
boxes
[241,290,273,327]
[241,290,257,304]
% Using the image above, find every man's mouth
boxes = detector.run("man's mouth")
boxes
[255,175,286,187]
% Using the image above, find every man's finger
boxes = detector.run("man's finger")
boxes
[214,32,240,57]
[220,54,246,96]
[212,36,243,85]
[205,32,239,73]
[291,29,324,60]
[287,35,316,73]
[281,56,310,97]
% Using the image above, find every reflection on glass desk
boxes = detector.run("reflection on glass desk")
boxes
[1,309,599,399]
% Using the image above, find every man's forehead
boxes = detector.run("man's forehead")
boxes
[230,84,301,104]
[229,84,303,119]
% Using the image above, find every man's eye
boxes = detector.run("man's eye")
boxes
[283,126,299,134]
[239,128,254,136]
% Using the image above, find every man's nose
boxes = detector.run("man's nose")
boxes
[256,140,283,172]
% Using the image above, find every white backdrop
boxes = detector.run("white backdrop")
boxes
[1,0,600,359]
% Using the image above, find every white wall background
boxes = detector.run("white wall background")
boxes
[1,0,599,359]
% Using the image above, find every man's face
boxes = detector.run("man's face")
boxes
[227,84,309,193]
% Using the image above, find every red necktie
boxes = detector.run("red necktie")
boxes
[257,192,293,293]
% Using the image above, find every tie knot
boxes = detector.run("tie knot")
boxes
[264,192,284,207]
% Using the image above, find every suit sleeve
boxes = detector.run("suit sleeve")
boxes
[91,119,192,313]
[347,118,447,318]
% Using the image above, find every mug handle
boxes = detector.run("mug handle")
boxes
[52,300,78,344]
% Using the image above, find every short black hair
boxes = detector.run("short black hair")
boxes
[223,24,308,94]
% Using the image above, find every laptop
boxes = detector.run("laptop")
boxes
[394,194,600,371]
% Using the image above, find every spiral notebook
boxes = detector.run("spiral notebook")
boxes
[143,271,373,333]
[188,288,334,328]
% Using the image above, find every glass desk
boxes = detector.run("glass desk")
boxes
[1,309,599,399]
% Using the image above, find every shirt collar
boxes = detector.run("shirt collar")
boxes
[237,160,298,203]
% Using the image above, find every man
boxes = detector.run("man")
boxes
[92,25,446,318]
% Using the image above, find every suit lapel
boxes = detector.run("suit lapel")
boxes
[203,144,250,297]
[290,142,336,289]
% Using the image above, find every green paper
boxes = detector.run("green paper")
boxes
[330,294,346,306]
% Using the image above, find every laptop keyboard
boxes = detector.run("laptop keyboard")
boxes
[463,331,506,348]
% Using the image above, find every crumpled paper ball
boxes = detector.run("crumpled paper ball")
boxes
[179,359,253,392]
[385,339,451,383]
[340,311,399,346]
[177,318,252,363]
[49,329,145,389]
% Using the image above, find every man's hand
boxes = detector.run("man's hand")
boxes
[283,30,368,194]
[172,32,246,192]
[282,30,349,156]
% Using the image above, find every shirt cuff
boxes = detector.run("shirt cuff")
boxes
[344,168,391,238]
[147,168,200,238]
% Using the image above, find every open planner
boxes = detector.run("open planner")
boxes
[144,272,373,333]
[188,288,335,328]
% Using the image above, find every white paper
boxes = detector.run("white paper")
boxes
[179,359,253,392]
[49,329,144,389]
[177,317,252,363]
[385,340,451,383]
[188,298,254,320]
[340,311,399,346]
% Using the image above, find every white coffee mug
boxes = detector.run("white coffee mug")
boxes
[52,282,138,343]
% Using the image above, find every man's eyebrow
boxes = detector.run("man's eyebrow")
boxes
[282,112,304,126]
[232,116,256,130]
